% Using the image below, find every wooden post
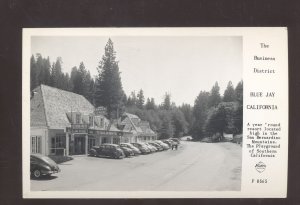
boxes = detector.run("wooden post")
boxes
[85,134,88,155]
[65,132,69,156]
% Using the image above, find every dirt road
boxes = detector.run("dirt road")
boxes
[31,141,241,191]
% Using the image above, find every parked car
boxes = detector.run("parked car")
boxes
[155,140,170,150]
[89,144,125,159]
[144,142,158,152]
[30,154,60,179]
[162,139,173,147]
[148,141,164,151]
[131,142,151,154]
[120,146,134,157]
[120,143,141,155]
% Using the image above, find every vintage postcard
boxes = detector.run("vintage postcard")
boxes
[22,28,288,198]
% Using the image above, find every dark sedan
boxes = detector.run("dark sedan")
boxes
[30,154,60,179]
[89,144,125,159]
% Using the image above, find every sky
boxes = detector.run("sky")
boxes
[31,36,242,105]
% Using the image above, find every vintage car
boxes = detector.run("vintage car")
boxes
[30,154,60,179]
[148,141,164,151]
[162,139,173,147]
[144,142,158,152]
[131,142,151,154]
[89,144,125,159]
[120,146,135,157]
[120,143,141,155]
[155,140,170,150]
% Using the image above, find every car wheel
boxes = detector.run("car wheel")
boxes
[33,169,42,178]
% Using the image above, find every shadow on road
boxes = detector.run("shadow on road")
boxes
[31,175,58,181]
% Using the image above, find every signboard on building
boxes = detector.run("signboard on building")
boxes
[94,106,107,116]
[88,129,120,136]
[66,124,89,134]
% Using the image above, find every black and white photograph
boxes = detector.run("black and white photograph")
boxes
[27,32,243,193]
[0,0,295,202]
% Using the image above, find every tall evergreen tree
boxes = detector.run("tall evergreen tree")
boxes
[61,73,72,91]
[71,62,88,95]
[30,55,37,90]
[146,97,156,110]
[234,80,243,134]
[179,103,194,132]
[204,104,227,138]
[192,91,210,139]
[171,108,188,138]
[136,89,145,109]
[51,57,64,89]
[94,38,125,119]
[158,110,174,139]
[235,80,243,103]
[223,81,236,102]
[43,57,51,85]
[208,82,221,107]
[162,93,171,110]
[86,77,95,105]
[132,91,137,105]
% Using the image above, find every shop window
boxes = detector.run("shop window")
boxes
[51,134,66,155]
[100,118,104,127]
[88,138,96,150]
[113,137,120,145]
[89,116,94,127]
[31,136,41,154]
[101,137,108,144]
[76,114,81,124]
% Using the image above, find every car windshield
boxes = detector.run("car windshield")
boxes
[127,144,134,148]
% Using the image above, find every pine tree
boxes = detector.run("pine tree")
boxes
[162,93,171,110]
[235,80,243,103]
[32,54,51,88]
[179,103,194,132]
[171,108,188,138]
[94,38,125,119]
[30,55,37,90]
[86,78,95,105]
[158,110,174,139]
[204,104,227,138]
[145,97,156,110]
[136,89,145,109]
[208,82,221,107]
[223,81,236,102]
[72,62,87,95]
[51,57,64,89]
[43,57,51,85]
[234,80,243,134]
[192,91,210,139]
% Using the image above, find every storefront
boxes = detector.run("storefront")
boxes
[30,85,157,157]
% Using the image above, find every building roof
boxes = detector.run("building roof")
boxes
[31,84,94,129]
[139,121,156,136]
[124,112,139,119]
[119,112,156,136]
